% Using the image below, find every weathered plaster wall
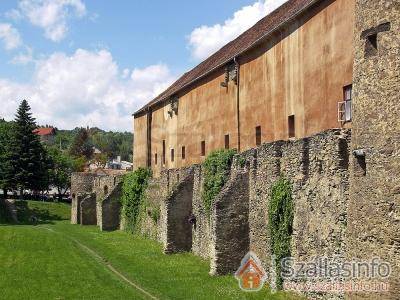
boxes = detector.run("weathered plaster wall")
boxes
[239,0,354,149]
[71,173,97,224]
[133,0,355,172]
[348,1,400,299]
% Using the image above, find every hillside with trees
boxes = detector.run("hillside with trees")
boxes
[0,100,133,200]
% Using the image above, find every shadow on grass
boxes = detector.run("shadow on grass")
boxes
[0,200,66,226]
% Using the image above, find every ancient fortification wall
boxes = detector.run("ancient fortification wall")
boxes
[348,1,400,298]
[140,129,351,283]
[71,173,124,231]
[71,173,97,224]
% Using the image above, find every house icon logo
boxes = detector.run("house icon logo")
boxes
[235,251,267,292]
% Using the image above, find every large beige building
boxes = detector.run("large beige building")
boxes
[133,0,355,174]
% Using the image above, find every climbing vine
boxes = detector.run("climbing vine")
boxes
[268,176,294,289]
[202,149,236,213]
[121,167,152,233]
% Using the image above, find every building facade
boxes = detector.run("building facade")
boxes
[133,0,355,174]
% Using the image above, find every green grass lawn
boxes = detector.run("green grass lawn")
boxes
[0,200,302,300]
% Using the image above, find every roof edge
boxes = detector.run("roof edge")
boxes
[133,0,321,118]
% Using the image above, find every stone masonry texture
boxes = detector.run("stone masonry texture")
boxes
[80,193,97,225]
[347,1,400,299]
[70,173,97,224]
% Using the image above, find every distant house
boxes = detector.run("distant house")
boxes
[33,127,56,143]
[106,156,133,171]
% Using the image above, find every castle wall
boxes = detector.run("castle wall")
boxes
[209,166,250,275]
[70,173,97,224]
[348,1,400,298]
[139,129,351,282]
[94,175,124,231]
[80,193,97,225]
[134,0,355,173]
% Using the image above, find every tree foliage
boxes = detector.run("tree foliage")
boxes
[121,168,152,233]
[202,149,236,213]
[47,147,74,201]
[7,100,51,192]
[69,128,94,159]
[268,177,294,289]
[0,119,13,193]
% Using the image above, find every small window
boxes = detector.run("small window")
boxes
[225,134,230,149]
[365,33,378,57]
[171,148,175,162]
[155,153,158,164]
[182,146,186,160]
[201,141,206,156]
[255,126,261,146]
[104,185,108,194]
[288,115,295,138]
[162,140,166,165]
[344,85,352,122]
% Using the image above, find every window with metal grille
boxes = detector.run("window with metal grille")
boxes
[344,85,352,122]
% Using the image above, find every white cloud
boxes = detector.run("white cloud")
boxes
[0,23,22,50]
[0,49,175,131]
[15,0,87,42]
[188,0,289,61]
[11,46,34,65]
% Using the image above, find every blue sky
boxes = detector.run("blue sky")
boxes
[0,0,287,131]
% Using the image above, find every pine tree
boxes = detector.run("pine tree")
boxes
[0,119,13,196]
[8,100,50,193]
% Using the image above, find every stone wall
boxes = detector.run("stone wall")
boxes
[95,176,124,231]
[209,166,250,275]
[80,193,97,225]
[163,171,194,253]
[71,173,97,224]
[348,1,400,299]
[191,165,212,259]
[142,129,351,283]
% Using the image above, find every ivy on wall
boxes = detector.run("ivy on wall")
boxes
[268,176,294,289]
[121,167,152,233]
[202,149,236,213]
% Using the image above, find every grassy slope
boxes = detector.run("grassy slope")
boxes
[0,201,302,300]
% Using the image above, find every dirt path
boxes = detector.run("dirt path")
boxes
[38,226,160,300]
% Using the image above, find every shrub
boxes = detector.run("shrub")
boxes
[121,167,152,233]
[268,176,294,289]
[202,149,236,213]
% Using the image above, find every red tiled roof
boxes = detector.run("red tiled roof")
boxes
[33,127,55,136]
[134,0,319,116]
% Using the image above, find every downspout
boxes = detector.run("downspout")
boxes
[234,57,241,152]
[146,107,152,168]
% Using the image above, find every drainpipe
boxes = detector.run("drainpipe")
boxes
[234,57,241,152]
